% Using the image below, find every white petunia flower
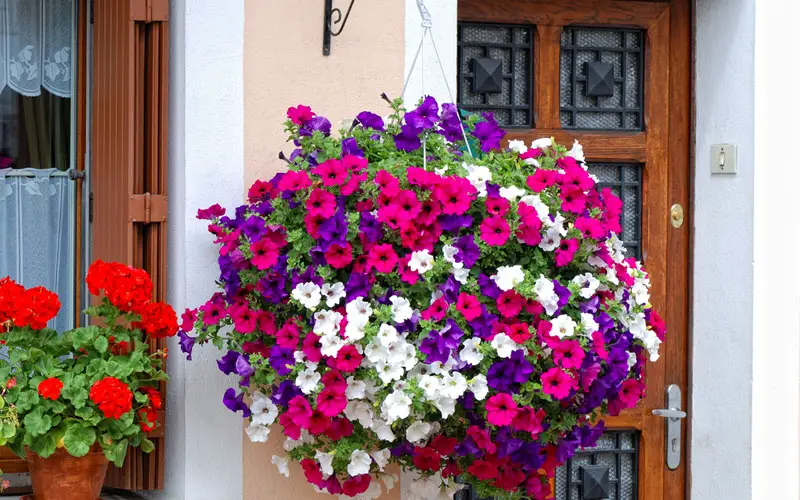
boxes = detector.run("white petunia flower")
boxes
[389,296,414,323]
[531,137,553,149]
[245,422,270,442]
[442,245,461,267]
[573,273,600,299]
[371,449,391,472]
[316,450,335,477]
[250,392,278,426]
[551,314,577,339]
[508,139,528,153]
[459,338,484,366]
[627,351,638,369]
[296,367,322,394]
[452,267,470,284]
[581,313,599,337]
[321,281,346,308]
[492,265,526,291]
[346,297,373,319]
[406,421,432,444]
[534,275,560,316]
[418,374,441,401]
[382,389,412,423]
[567,140,585,162]
[364,341,389,364]
[313,309,343,335]
[320,334,345,357]
[500,185,526,203]
[469,375,489,400]
[519,193,550,219]
[345,401,374,428]
[539,225,562,252]
[464,163,492,197]
[347,450,372,476]
[434,396,456,419]
[377,361,404,384]
[491,333,521,358]
[346,377,366,400]
[292,282,321,310]
[402,342,419,371]
[272,455,290,477]
[371,417,396,441]
[408,250,435,274]
[631,282,650,306]
[440,372,468,400]
[344,315,368,341]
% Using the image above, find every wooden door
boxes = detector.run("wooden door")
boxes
[457,1,691,499]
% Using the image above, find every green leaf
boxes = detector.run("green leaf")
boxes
[140,438,155,454]
[104,438,128,467]
[62,385,89,409]
[63,424,96,457]
[23,408,53,437]
[29,432,57,458]
[93,335,109,353]
[14,390,39,412]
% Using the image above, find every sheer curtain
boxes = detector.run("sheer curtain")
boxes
[0,0,75,331]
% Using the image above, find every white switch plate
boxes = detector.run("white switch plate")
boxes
[711,144,737,174]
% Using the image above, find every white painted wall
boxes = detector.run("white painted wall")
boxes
[403,0,457,107]
[752,0,800,498]
[692,1,756,498]
[150,1,245,499]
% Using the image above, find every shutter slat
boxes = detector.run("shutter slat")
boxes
[93,0,169,490]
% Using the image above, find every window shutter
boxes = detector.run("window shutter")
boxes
[92,0,169,490]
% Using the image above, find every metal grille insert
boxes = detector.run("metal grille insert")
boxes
[555,431,640,500]
[457,23,533,128]
[587,163,643,259]
[560,27,644,130]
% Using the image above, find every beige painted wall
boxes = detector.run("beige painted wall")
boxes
[242,1,404,498]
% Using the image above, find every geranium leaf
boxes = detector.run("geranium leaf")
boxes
[63,423,96,457]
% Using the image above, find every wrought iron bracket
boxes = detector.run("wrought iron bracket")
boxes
[323,0,356,55]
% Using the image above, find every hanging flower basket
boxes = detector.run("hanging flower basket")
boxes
[183,95,666,500]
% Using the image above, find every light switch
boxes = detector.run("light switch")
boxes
[711,144,737,174]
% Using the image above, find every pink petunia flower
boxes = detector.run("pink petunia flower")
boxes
[496,290,524,319]
[276,321,301,348]
[306,188,337,217]
[302,333,323,363]
[554,238,580,267]
[287,395,313,427]
[375,170,401,196]
[422,297,449,321]
[511,406,546,435]
[277,170,311,192]
[485,196,510,216]
[456,293,482,321]
[552,339,585,370]
[306,409,332,435]
[559,184,587,213]
[526,169,557,192]
[367,243,398,273]
[229,304,257,334]
[480,216,511,246]
[250,238,280,270]
[466,425,497,454]
[541,367,576,400]
[335,345,363,372]
[434,177,476,215]
[324,243,353,269]
[486,393,519,426]
[316,387,347,417]
[313,159,349,187]
[618,379,645,409]
[287,104,314,125]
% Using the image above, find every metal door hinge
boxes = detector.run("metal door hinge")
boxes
[131,0,169,23]
[652,384,686,470]
[129,193,167,224]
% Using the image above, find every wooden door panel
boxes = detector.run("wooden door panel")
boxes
[458,1,691,499]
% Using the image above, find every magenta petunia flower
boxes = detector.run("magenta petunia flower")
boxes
[306,188,337,218]
[486,393,518,426]
[496,290,525,318]
[555,238,580,267]
[541,367,576,400]
[287,104,315,125]
[456,293,482,321]
[480,216,511,246]
[277,170,311,192]
[552,339,586,370]
[334,345,363,372]
[287,395,313,427]
[196,203,226,220]
[367,243,398,273]
[250,238,279,270]
[316,387,347,417]
[313,158,349,187]
[324,242,353,269]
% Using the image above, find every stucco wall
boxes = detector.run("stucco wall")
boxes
[692,0,755,498]
[241,1,404,498]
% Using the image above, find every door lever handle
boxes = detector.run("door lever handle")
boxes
[652,408,687,419]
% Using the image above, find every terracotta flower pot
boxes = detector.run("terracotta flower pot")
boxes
[24,448,109,500]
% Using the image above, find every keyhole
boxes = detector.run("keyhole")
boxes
[671,437,678,453]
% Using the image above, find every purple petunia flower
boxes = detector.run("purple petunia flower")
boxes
[468,307,497,339]
[405,96,440,130]
[454,234,481,268]
[439,276,461,304]
[356,111,385,131]
[438,214,473,233]
[299,116,332,137]
[217,350,240,375]
[394,124,422,152]
[223,388,251,417]
[345,273,370,301]
[359,212,383,243]
[235,354,255,378]
[420,331,451,364]
[478,274,502,300]
[342,137,365,157]
[241,216,267,241]
[271,380,301,408]
[269,346,295,376]
[177,330,195,360]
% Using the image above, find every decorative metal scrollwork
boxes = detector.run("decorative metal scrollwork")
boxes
[323,0,356,55]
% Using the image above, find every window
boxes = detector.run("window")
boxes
[0,0,78,332]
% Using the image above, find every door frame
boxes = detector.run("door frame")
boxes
[453,1,693,498]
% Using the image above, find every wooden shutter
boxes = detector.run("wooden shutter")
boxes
[92,0,169,490]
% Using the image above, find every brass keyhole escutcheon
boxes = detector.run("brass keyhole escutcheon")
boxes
[670,204,684,228]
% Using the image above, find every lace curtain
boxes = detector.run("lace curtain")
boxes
[0,168,73,332]
[0,0,73,98]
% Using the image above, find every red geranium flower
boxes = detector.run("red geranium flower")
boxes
[37,378,63,400]
[89,377,133,419]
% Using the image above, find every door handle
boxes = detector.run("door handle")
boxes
[651,384,685,470]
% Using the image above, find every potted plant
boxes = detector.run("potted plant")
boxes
[182,97,667,499]
[0,261,177,500]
